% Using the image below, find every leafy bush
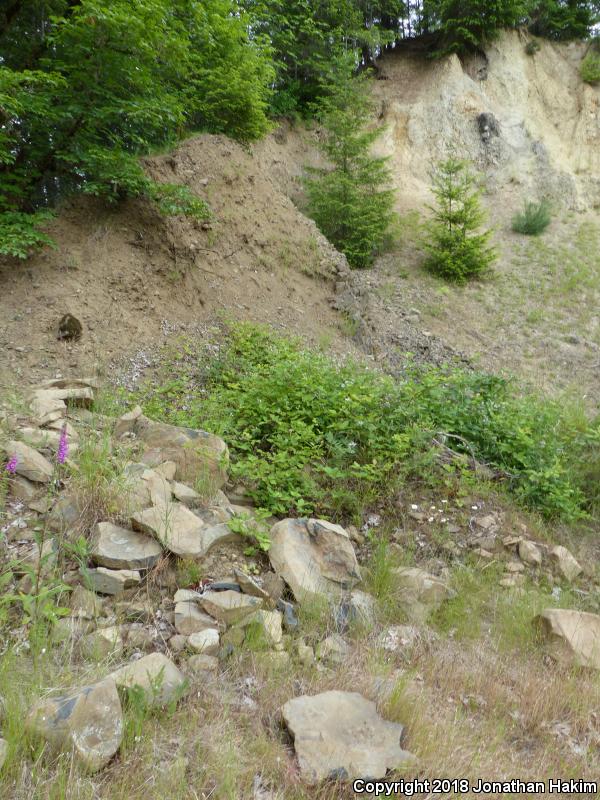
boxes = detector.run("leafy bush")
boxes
[512,199,552,236]
[423,159,496,283]
[0,211,56,259]
[581,49,600,85]
[136,323,594,522]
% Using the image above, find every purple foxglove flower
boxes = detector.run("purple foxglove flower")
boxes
[57,425,69,464]
[5,454,18,474]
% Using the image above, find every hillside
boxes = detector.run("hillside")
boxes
[2,22,600,800]
[341,31,600,401]
[0,133,353,395]
[374,30,600,212]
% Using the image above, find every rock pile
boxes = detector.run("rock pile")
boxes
[2,381,594,785]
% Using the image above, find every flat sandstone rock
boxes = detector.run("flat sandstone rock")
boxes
[281,690,414,784]
[91,521,162,570]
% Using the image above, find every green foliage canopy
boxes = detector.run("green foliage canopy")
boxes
[0,0,273,257]
[425,0,527,55]
[241,0,407,113]
[528,0,600,40]
[242,1,600,113]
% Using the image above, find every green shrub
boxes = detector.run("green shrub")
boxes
[581,49,600,85]
[135,323,593,522]
[525,40,541,56]
[0,211,56,259]
[423,159,496,284]
[512,199,552,236]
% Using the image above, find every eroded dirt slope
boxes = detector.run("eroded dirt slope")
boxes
[0,132,352,396]
[373,30,600,214]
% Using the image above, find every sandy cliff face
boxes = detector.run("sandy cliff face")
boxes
[373,30,600,213]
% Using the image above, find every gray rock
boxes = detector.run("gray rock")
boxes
[154,461,177,481]
[518,540,542,566]
[114,405,143,438]
[53,617,96,643]
[171,481,202,508]
[392,567,450,622]
[18,427,79,456]
[90,522,162,570]
[47,493,84,533]
[238,610,283,648]
[124,626,154,652]
[550,545,582,582]
[222,626,246,648]
[187,654,219,674]
[70,585,103,619]
[200,590,263,625]
[233,569,271,601]
[46,419,80,441]
[0,737,7,771]
[129,415,229,489]
[114,600,155,623]
[173,589,204,603]
[269,518,361,603]
[169,634,188,653]
[379,625,427,652]
[29,390,66,426]
[123,464,172,512]
[174,601,216,636]
[131,503,204,558]
[39,385,93,407]
[277,600,299,631]
[296,641,315,666]
[26,678,123,773]
[536,608,600,669]
[336,590,377,630]
[110,653,187,707]
[4,441,54,483]
[188,628,220,655]
[196,523,240,556]
[207,581,241,592]
[80,626,124,660]
[281,691,414,784]
[9,475,39,503]
[316,634,349,664]
[85,567,141,596]
[258,650,290,669]
[262,572,285,603]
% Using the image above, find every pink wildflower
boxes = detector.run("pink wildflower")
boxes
[5,454,18,474]
[57,424,69,464]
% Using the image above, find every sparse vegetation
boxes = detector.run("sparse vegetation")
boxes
[580,43,600,84]
[525,38,541,55]
[512,199,552,235]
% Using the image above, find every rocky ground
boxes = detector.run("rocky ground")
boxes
[1,30,600,798]
[2,381,600,798]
